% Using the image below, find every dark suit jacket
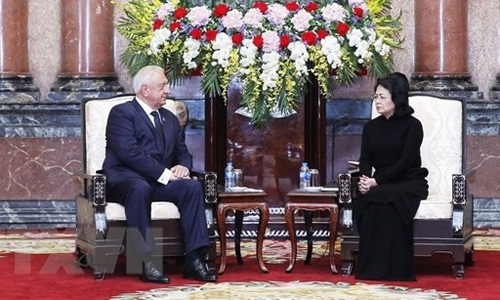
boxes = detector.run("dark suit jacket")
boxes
[102,98,192,185]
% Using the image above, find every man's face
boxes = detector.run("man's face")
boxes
[143,72,170,110]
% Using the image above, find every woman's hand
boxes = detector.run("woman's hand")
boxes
[358,175,378,194]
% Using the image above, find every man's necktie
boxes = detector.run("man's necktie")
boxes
[150,111,165,148]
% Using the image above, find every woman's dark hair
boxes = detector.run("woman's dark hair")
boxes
[375,72,414,117]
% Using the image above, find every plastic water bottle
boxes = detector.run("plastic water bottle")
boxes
[224,162,235,191]
[299,162,310,190]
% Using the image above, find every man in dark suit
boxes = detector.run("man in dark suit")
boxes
[102,65,216,283]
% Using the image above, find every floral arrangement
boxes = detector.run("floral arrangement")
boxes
[116,0,402,124]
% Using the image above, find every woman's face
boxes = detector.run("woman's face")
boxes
[374,85,395,118]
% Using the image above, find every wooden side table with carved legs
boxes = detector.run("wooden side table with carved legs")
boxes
[285,190,338,274]
[217,191,269,274]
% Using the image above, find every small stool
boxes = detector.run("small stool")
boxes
[217,191,269,274]
[285,190,338,274]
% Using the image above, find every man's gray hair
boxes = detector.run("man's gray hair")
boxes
[132,65,165,94]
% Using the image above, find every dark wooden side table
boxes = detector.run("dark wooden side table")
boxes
[217,191,269,274]
[285,189,338,274]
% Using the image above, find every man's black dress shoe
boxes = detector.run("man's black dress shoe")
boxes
[183,257,217,282]
[140,261,170,284]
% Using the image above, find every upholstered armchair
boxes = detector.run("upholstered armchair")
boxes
[75,94,218,280]
[338,94,474,279]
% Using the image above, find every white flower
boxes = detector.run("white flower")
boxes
[262,31,280,53]
[354,40,372,62]
[186,6,212,27]
[243,8,263,29]
[239,39,258,71]
[260,52,281,90]
[321,3,347,24]
[291,9,313,32]
[347,28,363,47]
[156,2,175,20]
[183,38,200,69]
[321,36,343,69]
[266,4,289,27]
[211,33,232,67]
[222,10,244,29]
[374,38,391,56]
[288,41,309,76]
[150,28,171,54]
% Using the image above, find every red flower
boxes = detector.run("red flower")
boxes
[305,2,319,12]
[214,3,229,18]
[253,1,268,13]
[205,29,218,41]
[190,28,202,40]
[337,22,350,36]
[355,66,368,76]
[316,28,328,40]
[280,34,290,48]
[285,1,300,11]
[232,32,243,45]
[153,19,165,31]
[170,22,181,32]
[174,7,188,19]
[253,35,264,48]
[301,31,317,45]
[353,7,364,19]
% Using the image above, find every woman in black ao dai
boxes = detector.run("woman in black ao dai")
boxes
[354,72,429,281]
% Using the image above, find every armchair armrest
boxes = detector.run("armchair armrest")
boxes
[191,171,218,204]
[76,170,106,207]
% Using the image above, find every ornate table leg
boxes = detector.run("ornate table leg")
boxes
[256,203,269,273]
[217,204,229,274]
[327,206,339,274]
[303,210,313,265]
[285,203,297,273]
[234,210,244,265]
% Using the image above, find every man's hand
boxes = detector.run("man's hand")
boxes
[358,175,377,194]
[170,165,190,180]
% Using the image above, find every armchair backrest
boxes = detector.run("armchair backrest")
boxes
[82,95,179,175]
[371,94,466,219]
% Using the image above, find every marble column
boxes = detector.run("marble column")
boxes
[47,0,122,102]
[411,0,477,94]
[0,0,40,102]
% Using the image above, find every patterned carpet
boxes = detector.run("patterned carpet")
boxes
[109,281,463,300]
[1,230,498,299]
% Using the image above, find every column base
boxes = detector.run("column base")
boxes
[0,74,40,102]
[410,74,479,92]
[489,74,500,100]
[47,75,124,103]
[410,74,482,100]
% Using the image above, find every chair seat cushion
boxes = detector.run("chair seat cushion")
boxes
[414,195,452,219]
[105,202,181,221]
